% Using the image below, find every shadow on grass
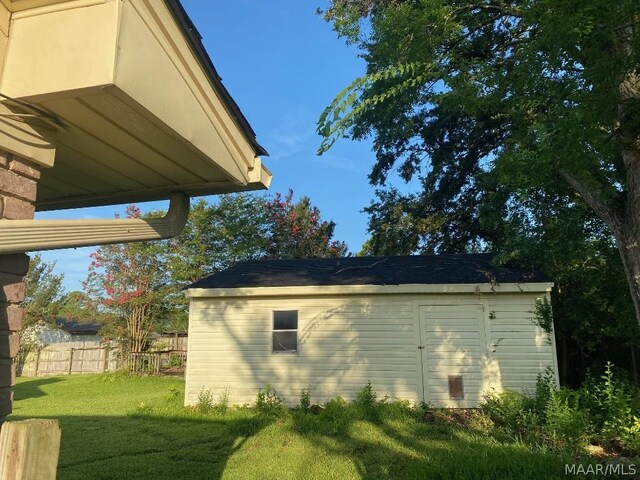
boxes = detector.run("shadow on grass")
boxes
[8,411,272,480]
[287,407,571,480]
[14,377,64,400]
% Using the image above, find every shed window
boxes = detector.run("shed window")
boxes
[273,310,298,353]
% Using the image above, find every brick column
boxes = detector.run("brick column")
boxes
[0,150,40,422]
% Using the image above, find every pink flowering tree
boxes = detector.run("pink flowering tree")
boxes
[265,189,348,259]
[84,205,171,353]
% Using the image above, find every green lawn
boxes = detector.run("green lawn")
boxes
[11,375,574,479]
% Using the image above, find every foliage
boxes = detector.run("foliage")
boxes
[168,195,270,286]
[84,194,349,355]
[264,189,349,259]
[481,364,640,454]
[320,0,640,383]
[354,380,377,408]
[84,205,173,354]
[533,298,553,336]
[299,387,312,412]
[19,255,65,373]
[196,387,215,415]
[23,254,64,327]
[55,291,96,323]
[255,385,286,416]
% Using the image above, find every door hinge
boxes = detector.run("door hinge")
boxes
[418,346,425,350]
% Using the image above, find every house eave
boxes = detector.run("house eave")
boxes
[185,282,555,299]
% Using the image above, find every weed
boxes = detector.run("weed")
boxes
[256,385,286,416]
[196,387,215,415]
[299,388,311,412]
[163,385,180,403]
[354,381,377,408]
[217,386,230,414]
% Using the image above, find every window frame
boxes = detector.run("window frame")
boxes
[271,310,299,354]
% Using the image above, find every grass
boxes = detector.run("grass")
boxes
[11,375,577,479]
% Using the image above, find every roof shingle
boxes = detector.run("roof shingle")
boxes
[187,254,547,289]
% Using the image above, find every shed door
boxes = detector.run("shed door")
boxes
[419,305,486,407]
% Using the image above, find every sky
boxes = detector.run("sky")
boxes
[37,1,385,292]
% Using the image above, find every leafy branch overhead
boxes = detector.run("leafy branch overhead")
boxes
[319,0,640,328]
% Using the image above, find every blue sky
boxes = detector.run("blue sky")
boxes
[38,1,382,291]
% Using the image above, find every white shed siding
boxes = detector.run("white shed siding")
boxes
[186,296,420,406]
[185,291,557,407]
[487,294,557,392]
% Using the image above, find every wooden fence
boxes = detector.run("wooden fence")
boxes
[20,346,120,377]
[128,350,187,374]
[19,347,188,377]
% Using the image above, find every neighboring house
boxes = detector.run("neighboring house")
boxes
[184,254,559,408]
[19,319,109,377]
[43,319,104,349]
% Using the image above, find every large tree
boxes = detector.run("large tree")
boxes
[23,254,65,327]
[85,193,349,350]
[84,206,172,353]
[319,0,640,324]
[264,190,349,259]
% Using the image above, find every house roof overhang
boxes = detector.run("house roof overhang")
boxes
[185,282,555,299]
[0,0,270,211]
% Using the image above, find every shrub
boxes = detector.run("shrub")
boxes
[256,385,286,416]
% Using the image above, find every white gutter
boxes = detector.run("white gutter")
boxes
[0,192,189,254]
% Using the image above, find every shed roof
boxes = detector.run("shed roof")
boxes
[187,254,547,290]
[54,318,102,335]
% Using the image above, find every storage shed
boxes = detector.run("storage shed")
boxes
[184,254,558,408]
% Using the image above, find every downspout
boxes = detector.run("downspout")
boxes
[0,192,189,254]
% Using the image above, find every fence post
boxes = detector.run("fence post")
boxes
[67,348,74,375]
[102,345,110,373]
[0,419,61,480]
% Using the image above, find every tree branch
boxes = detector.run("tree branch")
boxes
[559,169,621,231]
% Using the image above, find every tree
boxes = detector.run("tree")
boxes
[168,195,269,286]
[319,1,640,325]
[85,193,349,352]
[84,206,172,353]
[264,190,349,259]
[23,254,64,327]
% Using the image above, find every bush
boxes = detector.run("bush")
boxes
[217,386,230,415]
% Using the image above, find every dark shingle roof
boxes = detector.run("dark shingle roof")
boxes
[54,318,102,335]
[187,254,547,289]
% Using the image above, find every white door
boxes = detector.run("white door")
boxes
[419,305,486,407]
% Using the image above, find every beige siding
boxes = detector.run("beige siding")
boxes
[185,291,557,407]
[186,296,421,406]
[487,294,557,392]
